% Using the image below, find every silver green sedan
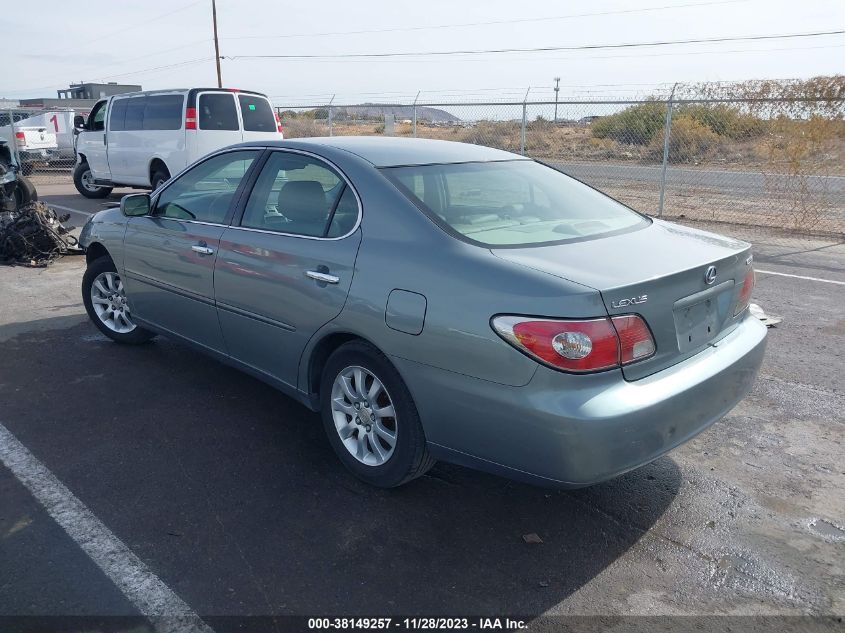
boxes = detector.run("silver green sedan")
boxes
[78,137,766,488]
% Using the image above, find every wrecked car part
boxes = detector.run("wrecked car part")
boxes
[0,201,78,267]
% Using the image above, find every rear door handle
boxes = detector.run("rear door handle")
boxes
[306,270,339,284]
[192,244,214,255]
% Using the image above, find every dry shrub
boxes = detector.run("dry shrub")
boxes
[649,117,720,163]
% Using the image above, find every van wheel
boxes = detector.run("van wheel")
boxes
[20,162,34,176]
[82,256,155,344]
[151,167,170,191]
[74,162,112,199]
[320,341,436,488]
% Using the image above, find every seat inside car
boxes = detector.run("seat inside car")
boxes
[271,180,329,236]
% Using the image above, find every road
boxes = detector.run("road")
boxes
[0,191,843,629]
[551,162,845,196]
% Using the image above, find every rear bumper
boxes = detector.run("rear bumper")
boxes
[395,312,767,487]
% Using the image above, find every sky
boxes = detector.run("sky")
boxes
[2,0,843,105]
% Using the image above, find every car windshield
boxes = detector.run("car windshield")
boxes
[383,160,648,247]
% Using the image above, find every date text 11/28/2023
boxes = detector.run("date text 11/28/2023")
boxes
[307,617,527,630]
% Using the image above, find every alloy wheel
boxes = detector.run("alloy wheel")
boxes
[330,365,398,466]
[90,271,136,333]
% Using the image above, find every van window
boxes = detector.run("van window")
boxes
[238,95,276,132]
[198,93,238,131]
[109,99,128,131]
[124,98,146,131]
[143,95,183,130]
[89,101,107,131]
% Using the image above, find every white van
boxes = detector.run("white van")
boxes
[73,88,283,198]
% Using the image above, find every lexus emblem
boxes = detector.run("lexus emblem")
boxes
[704,265,717,285]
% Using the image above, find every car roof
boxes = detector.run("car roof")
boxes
[242,137,528,167]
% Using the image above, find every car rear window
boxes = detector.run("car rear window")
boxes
[143,95,184,130]
[382,160,647,247]
[198,93,239,131]
[238,95,276,132]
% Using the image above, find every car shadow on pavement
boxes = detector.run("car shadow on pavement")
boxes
[0,319,682,618]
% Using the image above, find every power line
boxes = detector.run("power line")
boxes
[39,0,205,57]
[224,28,845,60]
[222,0,751,40]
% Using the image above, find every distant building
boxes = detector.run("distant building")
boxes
[56,82,141,100]
[579,115,603,124]
[16,82,142,110]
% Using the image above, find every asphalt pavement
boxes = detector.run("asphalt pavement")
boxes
[0,187,843,630]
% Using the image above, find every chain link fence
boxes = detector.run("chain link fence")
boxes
[278,92,845,240]
[1,107,83,186]
[6,86,843,240]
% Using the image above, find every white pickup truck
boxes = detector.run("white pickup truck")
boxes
[0,119,58,175]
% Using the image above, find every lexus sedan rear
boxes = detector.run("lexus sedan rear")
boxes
[78,137,767,488]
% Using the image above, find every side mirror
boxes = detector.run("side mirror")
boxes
[121,193,151,217]
[73,115,86,130]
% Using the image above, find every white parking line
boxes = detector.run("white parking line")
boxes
[48,203,96,216]
[0,422,213,633]
[756,269,845,286]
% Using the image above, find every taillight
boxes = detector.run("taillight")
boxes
[274,111,284,134]
[185,107,197,130]
[611,315,656,364]
[14,131,25,146]
[734,268,755,316]
[491,315,655,373]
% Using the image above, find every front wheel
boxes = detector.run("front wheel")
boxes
[73,161,113,199]
[320,341,435,487]
[82,256,155,344]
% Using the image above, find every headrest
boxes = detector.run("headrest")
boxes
[277,180,326,221]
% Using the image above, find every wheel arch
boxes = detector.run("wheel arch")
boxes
[85,241,113,265]
[303,331,386,407]
[148,157,170,185]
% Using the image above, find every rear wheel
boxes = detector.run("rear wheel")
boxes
[151,167,170,191]
[73,161,112,199]
[320,341,435,487]
[82,256,155,344]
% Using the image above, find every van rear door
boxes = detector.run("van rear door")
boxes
[235,93,282,141]
[191,91,243,159]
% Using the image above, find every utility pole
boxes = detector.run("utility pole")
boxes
[212,0,223,88]
[553,77,560,122]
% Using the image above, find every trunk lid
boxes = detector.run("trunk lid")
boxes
[492,219,753,380]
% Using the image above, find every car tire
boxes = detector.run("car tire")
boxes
[151,167,170,192]
[82,255,155,345]
[320,341,436,487]
[73,161,113,199]
[13,175,38,211]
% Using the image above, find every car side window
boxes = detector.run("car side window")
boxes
[241,152,351,237]
[154,150,259,224]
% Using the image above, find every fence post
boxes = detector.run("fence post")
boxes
[412,91,420,138]
[657,84,677,218]
[520,87,530,155]
[328,94,335,137]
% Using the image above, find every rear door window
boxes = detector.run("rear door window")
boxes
[238,95,276,132]
[123,97,146,131]
[143,95,184,130]
[198,93,239,131]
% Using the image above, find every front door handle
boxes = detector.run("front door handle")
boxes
[306,270,339,284]
[192,244,214,256]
